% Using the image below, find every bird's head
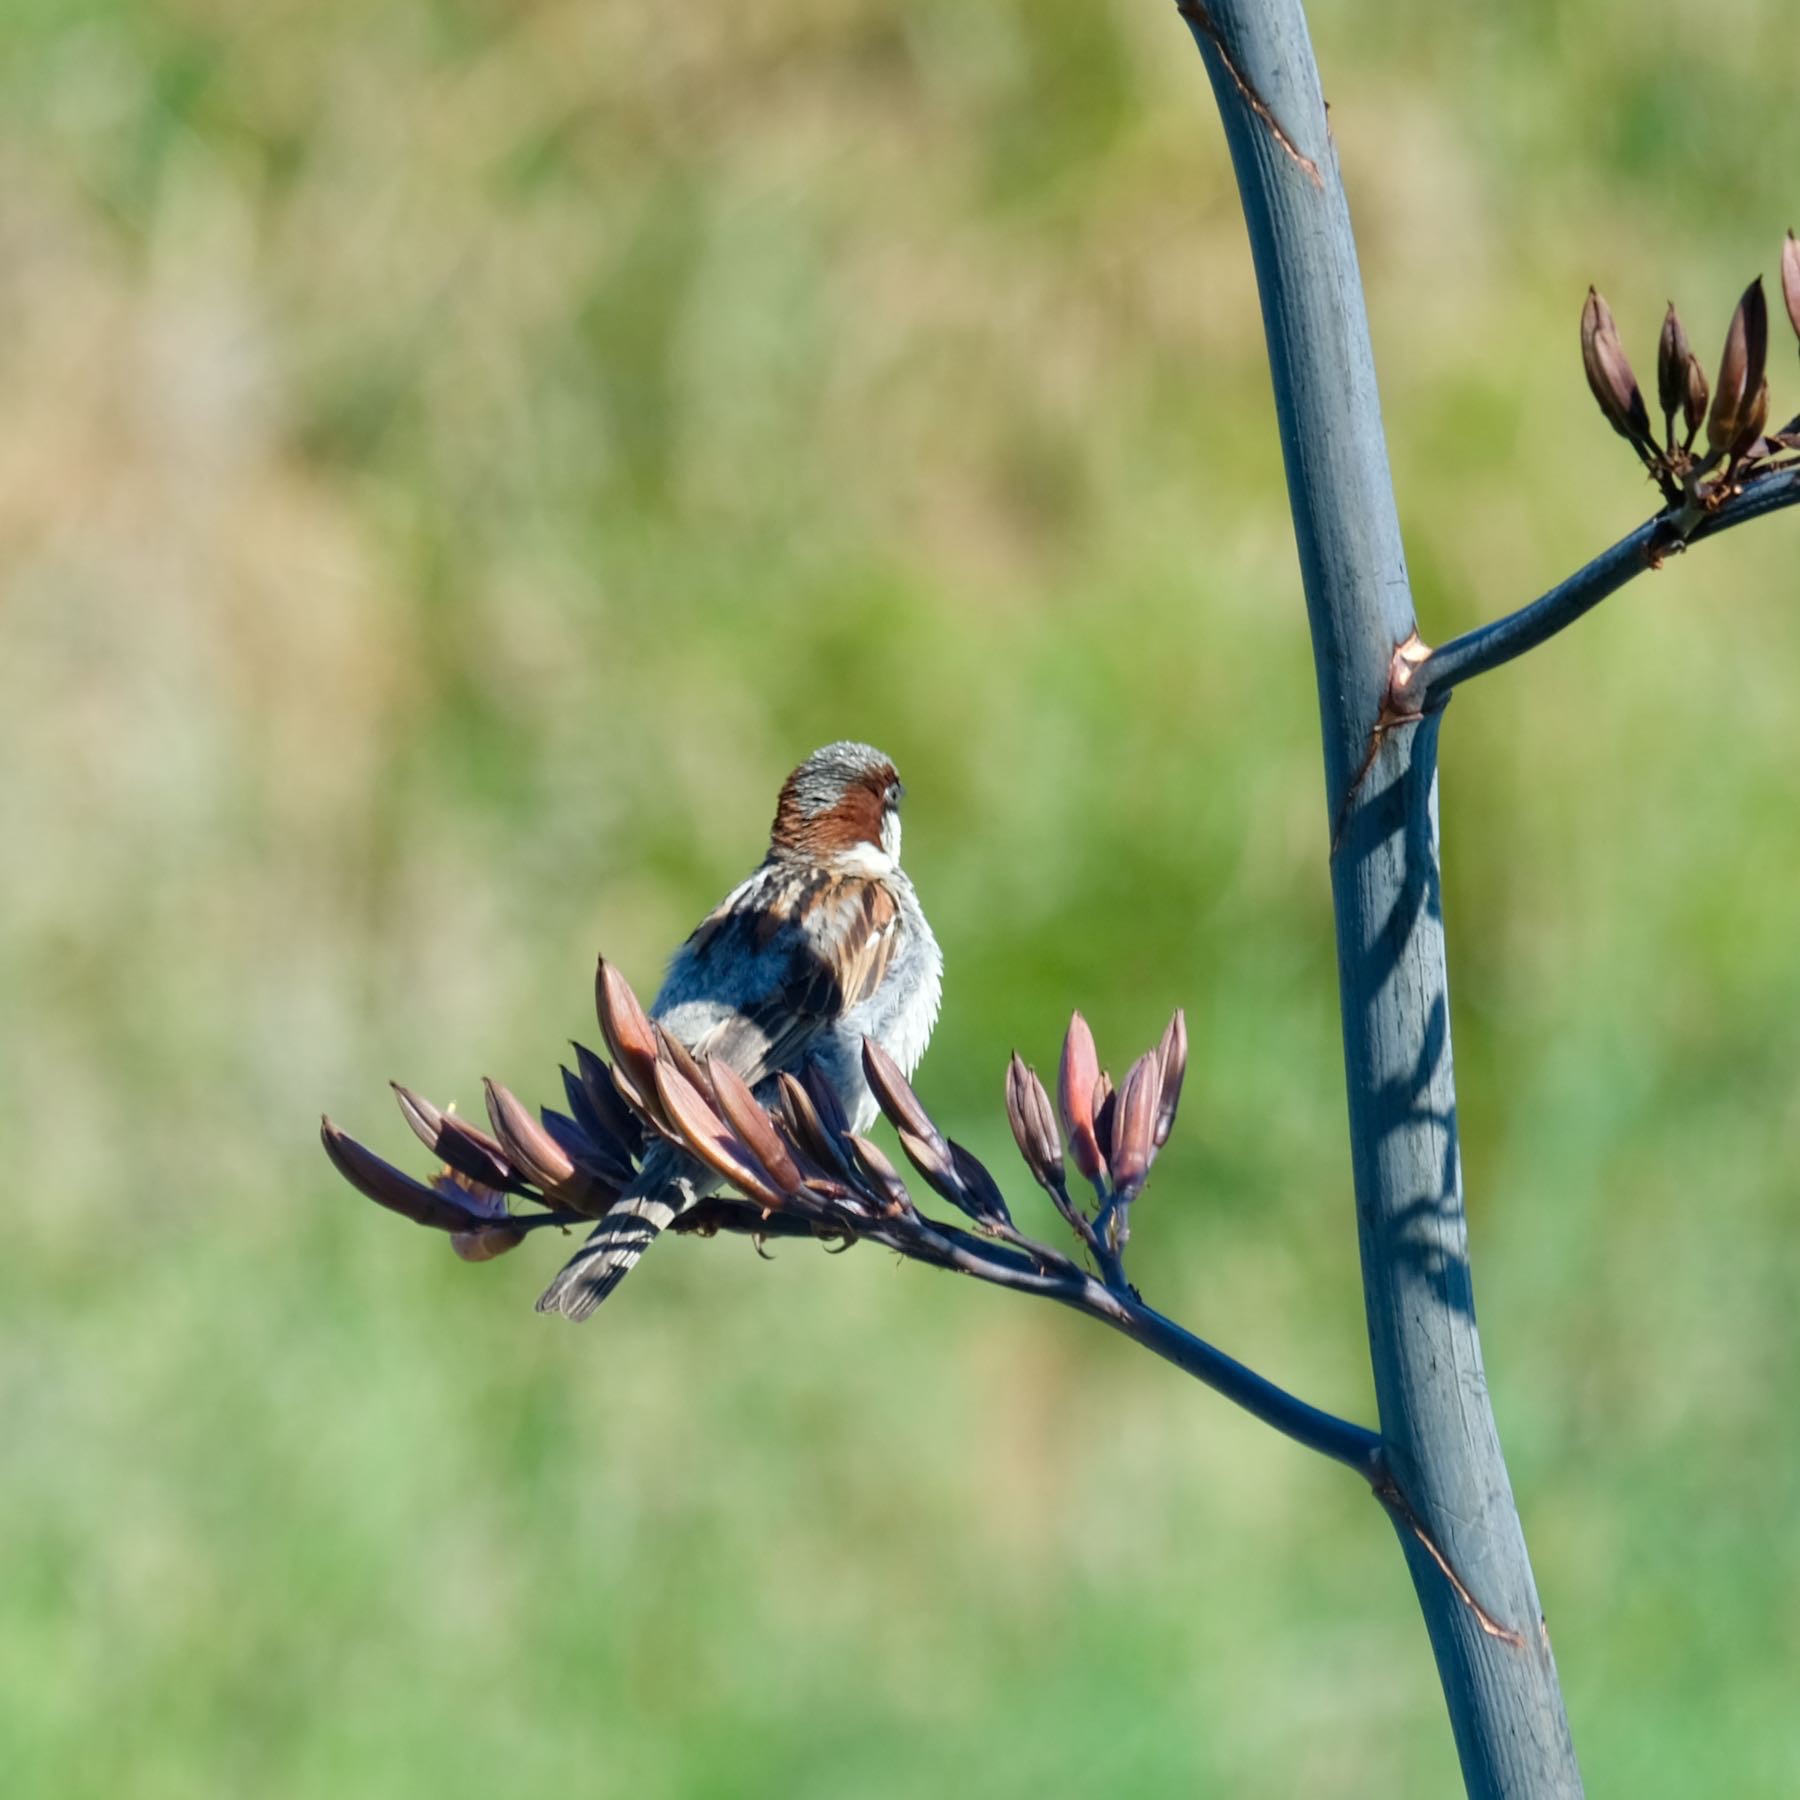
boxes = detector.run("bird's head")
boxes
[770,741,906,872]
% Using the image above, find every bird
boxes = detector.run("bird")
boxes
[536,741,942,1321]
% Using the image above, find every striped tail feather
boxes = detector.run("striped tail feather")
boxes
[536,1176,695,1321]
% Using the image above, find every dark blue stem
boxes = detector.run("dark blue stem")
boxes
[1175,3,1584,1792]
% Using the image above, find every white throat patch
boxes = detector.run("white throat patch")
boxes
[831,840,897,879]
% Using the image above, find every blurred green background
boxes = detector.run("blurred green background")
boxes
[5,0,1798,1793]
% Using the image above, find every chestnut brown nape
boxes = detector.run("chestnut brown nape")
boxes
[770,741,900,855]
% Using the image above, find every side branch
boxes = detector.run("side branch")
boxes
[1409,465,1800,709]
[880,1209,1383,1475]
[1100,1293,1383,1475]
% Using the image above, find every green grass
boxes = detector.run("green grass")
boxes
[3,0,1798,1792]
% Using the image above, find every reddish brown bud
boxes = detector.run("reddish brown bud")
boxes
[595,959,656,1065]
[846,1134,913,1214]
[390,1082,446,1152]
[595,960,664,1127]
[861,1038,940,1145]
[708,1058,804,1197]
[483,1078,577,1193]
[654,1025,714,1109]
[321,1117,490,1232]
[1682,353,1709,443]
[895,1125,960,1202]
[1708,279,1768,457]
[1058,1013,1105,1185]
[1732,376,1771,460]
[652,1055,783,1209]
[1581,288,1653,446]
[1109,1051,1162,1201]
[1657,303,1692,434]
[776,1072,853,1179]
[1153,1009,1188,1151]
[1005,1053,1064,1190]
[390,1085,528,1194]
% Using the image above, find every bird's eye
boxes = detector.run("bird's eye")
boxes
[886,779,905,810]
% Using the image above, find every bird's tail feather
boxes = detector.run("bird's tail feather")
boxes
[536,1185,689,1321]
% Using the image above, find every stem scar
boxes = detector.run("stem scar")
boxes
[1329,632,1434,856]
[1372,1471,1525,1648]
[1177,1,1324,188]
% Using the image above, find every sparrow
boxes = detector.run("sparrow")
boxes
[536,741,943,1320]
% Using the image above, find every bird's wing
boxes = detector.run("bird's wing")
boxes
[539,867,904,1322]
[662,868,903,1092]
